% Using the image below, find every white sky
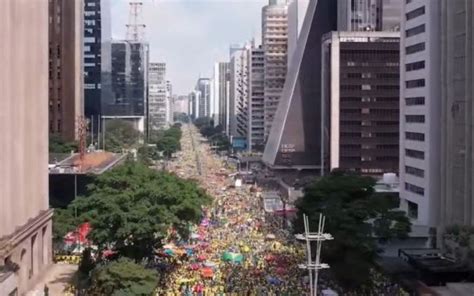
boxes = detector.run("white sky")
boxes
[111,0,268,95]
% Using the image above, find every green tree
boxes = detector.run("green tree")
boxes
[104,120,142,152]
[52,208,78,246]
[49,134,78,153]
[64,163,211,261]
[88,258,158,296]
[294,171,411,289]
[156,136,180,158]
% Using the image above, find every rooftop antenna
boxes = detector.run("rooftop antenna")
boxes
[126,1,146,41]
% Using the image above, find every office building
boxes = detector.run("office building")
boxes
[148,63,168,131]
[321,31,400,175]
[195,78,211,119]
[400,0,441,227]
[337,0,401,32]
[263,0,337,169]
[173,95,189,115]
[440,0,474,227]
[49,0,84,142]
[262,0,289,140]
[0,1,53,294]
[213,62,231,132]
[189,90,201,120]
[229,43,251,144]
[105,40,149,132]
[248,46,266,151]
[287,0,310,62]
[84,0,112,124]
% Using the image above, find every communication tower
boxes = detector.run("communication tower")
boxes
[126,1,146,41]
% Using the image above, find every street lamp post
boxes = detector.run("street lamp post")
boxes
[296,214,333,296]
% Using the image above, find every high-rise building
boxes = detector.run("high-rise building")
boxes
[173,95,189,115]
[262,0,289,140]
[287,0,310,62]
[84,0,112,124]
[166,81,173,125]
[399,0,441,226]
[0,1,53,294]
[213,62,231,132]
[148,63,168,131]
[189,90,201,120]
[248,46,266,151]
[196,78,211,119]
[105,40,149,132]
[440,0,474,227]
[49,0,84,142]
[263,0,337,169]
[229,43,251,142]
[321,31,400,176]
[337,0,402,32]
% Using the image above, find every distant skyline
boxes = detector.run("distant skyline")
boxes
[111,0,268,95]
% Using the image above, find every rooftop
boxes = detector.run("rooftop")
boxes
[49,151,126,175]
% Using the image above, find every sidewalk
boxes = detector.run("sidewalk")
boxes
[26,263,77,296]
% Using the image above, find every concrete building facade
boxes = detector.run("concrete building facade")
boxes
[287,0,310,62]
[262,0,289,140]
[148,63,168,131]
[196,78,211,119]
[321,31,400,176]
[248,46,266,151]
[49,0,84,142]
[440,0,474,228]
[399,0,441,227]
[229,43,251,140]
[0,1,53,294]
[215,62,231,132]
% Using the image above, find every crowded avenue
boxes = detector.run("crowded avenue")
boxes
[156,124,308,295]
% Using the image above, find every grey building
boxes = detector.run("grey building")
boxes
[337,0,401,31]
[148,63,168,132]
[321,31,400,176]
[211,62,230,129]
[399,0,441,227]
[263,0,337,169]
[440,0,474,227]
[248,46,266,151]
[84,0,112,123]
[106,40,149,118]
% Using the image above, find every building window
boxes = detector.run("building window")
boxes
[405,115,425,123]
[406,97,425,105]
[406,60,425,71]
[405,149,425,160]
[405,182,424,196]
[406,165,424,177]
[406,42,425,55]
[407,201,418,219]
[405,132,425,141]
[406,6,425,21]
[406,24,425,37]
[406,79,425,88]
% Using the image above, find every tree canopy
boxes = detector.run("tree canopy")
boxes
[294,171,411,289]
[49,134,78,153]
[88,258,158,296]
[104,120,142,152]
[55,162,211,261]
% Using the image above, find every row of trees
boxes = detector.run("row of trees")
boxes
[294,171,411,291]
[138,123,183,165]
[53,162,211,294]
[194,117,230,151]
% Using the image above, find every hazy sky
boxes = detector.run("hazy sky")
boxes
[111,0,268,95]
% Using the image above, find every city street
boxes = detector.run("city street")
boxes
[157,124,308,295]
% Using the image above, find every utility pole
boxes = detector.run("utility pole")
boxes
[296,214,333,296]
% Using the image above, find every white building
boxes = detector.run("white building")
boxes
[211,62,230,128]
[148,63,169,131]
[166,80,173,125]
[229,43,251,140]
[399,0,441,227]
[262,0,289,140]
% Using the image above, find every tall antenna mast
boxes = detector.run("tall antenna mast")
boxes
[126,1,146,41]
